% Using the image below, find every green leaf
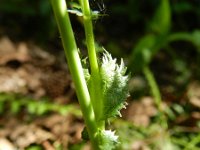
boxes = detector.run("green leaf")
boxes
[10,100,21,114]
[67,9,83,16]
[129,34,157,73]
[27,101,37,114]
[99,51,129,119]
[67,1,104,20]
[129,0,171,73]
[0,101,4,114]
[149,0,171,35]
[36,102,50,115]
[84,51,129,120]
[97,130,118,150]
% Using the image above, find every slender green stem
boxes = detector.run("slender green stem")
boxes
[168,32,193,43]
[81,0,104,128]
[81,0,99,75]
[143,66,161,108]
[50,0,98,148]
[143,66,167,128]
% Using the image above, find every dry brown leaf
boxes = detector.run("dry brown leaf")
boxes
[0,114,82,149]
[125,97,157,127]
[187,81,200,108]
[42,141,55,150]
[12,125,54,148]
[0,138,15,150]
[131,140,150,150]
[0,37,30,65]
[0,37,74,98]
[0,67,27,93]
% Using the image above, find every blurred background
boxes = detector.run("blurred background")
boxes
[0,0,200,149]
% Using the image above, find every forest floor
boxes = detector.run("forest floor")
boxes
[0,37,200,150]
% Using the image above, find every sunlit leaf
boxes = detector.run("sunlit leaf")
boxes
[100,51,129,119]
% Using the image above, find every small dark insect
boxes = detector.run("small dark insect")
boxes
[90,0,106,14]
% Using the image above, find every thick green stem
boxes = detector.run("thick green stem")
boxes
[50,0,98,148]
[143,66,167,128]
[81,0,104,129]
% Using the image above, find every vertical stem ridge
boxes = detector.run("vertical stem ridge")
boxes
[81,0,99,75]
[81,0,104,128]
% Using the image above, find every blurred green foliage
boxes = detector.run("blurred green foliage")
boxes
[114,119,200,150]
[26,145,43,150]
[129,0,171,73]
[0,93,81,116]
[128,0,200,74]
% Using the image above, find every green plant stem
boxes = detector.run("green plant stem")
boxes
[143,66,167,128]
[81,0,99,75]
[50,0,98,148]
[168,32,193,43]
[81,0,104,129]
